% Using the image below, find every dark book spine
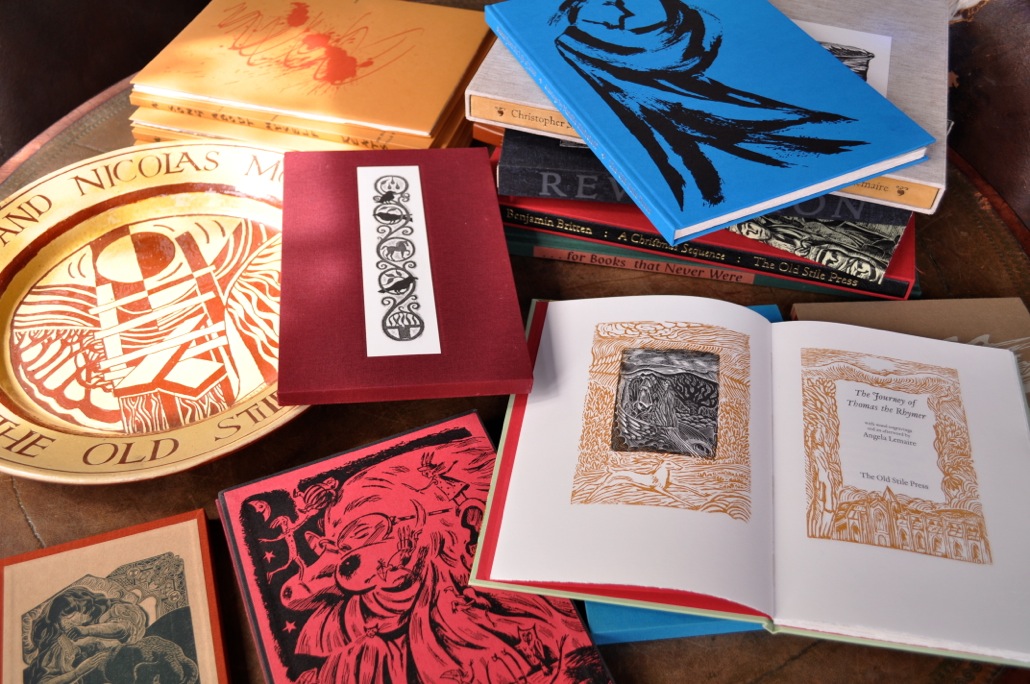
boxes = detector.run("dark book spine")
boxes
[770,195,911,226]
[498,203,913,299]
[497,165,633,204]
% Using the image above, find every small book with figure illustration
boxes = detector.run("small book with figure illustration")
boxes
[1,510,228,683]
[483,0,934,245]
[217,411,614,684]
[471,295,1030,665]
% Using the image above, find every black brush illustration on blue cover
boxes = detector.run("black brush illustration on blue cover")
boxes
[550,0,868,207]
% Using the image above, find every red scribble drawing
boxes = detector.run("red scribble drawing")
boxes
[10,217,281,434]
[215,2,424,93]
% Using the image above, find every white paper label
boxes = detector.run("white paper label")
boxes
[357,165,440,357]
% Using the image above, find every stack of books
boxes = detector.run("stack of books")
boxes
[128,0,494,152]
[464,0,951,299]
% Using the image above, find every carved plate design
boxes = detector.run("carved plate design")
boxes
[0,142,304,483]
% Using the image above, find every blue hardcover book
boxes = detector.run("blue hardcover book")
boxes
[484,0,934,246]
[584,601,763,645]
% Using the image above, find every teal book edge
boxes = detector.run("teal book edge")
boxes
[581,303,779,646]
[584,601,763,645]
[484,0,934,245]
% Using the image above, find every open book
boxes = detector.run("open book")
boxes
[472,295,1030,665]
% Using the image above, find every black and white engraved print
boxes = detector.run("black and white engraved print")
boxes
[370,174,425,341]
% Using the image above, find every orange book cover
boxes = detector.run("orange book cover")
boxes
[132,0,492,137]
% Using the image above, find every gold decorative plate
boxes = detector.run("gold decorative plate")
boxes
[0,142,305,484]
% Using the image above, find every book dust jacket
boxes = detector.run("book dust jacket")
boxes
[219,412,612,683]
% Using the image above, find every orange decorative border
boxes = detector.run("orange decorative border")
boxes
[802,347,991,563]
[572,320,752,521]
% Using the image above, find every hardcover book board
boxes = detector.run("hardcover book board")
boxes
[470,9,944,215]
[499,194,918,300]
[218,412,613,684]
[277,147,534,405]
[2,510,227,683]
[584,601,762,646]
[771,0,950,212]
[132,0,492,138]
[485,0,933,245]
[791,297,1030,404]
[472,295,1030,665]
[496,128,914,228]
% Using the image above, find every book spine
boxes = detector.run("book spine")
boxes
[505,229,863,297]
[497,141,910,226]
[835,177,943,213]
[130,93,428,151]
[466,94,580,140]
[497,165,632,204]
[499,202,913,299]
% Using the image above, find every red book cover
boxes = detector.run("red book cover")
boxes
[218,412,613,684]
[1,510,228,683]
[498,193,918,300]
[278,147,534,405]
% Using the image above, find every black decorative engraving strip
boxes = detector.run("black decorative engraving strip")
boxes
[370,174,424,341]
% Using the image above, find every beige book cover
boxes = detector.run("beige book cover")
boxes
[132,0,492,137]
[768,0,950,212]
[791,297,1030,405]
[2,511,228,684]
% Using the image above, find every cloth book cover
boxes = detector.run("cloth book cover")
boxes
[131,0,492,138]
[498,193,918,300]
[791,297,1030,406]
[1,510,228,683]
[478,0,936,238]
[472,295,1030,665]
[465,40,583,143]
[768,0,951,212]
[218,412,614,683]
[277,147,534,405]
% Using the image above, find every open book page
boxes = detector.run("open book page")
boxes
[482,296,776,615]
[770,321,1030,662]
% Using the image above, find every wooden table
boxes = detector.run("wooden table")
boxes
[2,77,1029,684]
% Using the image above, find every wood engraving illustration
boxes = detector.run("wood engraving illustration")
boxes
[549,0,867,208]
[370,174,424,341]
[802,348,991,563]
[21,554,199,684]
[820,42,876,80]
[9,217,281,435]
[729,213,904,283]
[235,424,611,683]
[573,321,752,521]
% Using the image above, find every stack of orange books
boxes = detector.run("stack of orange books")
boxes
[129,0,493,152]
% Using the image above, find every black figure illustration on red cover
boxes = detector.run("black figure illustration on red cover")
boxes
[221,413,612,683]
[550,0,866,207]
